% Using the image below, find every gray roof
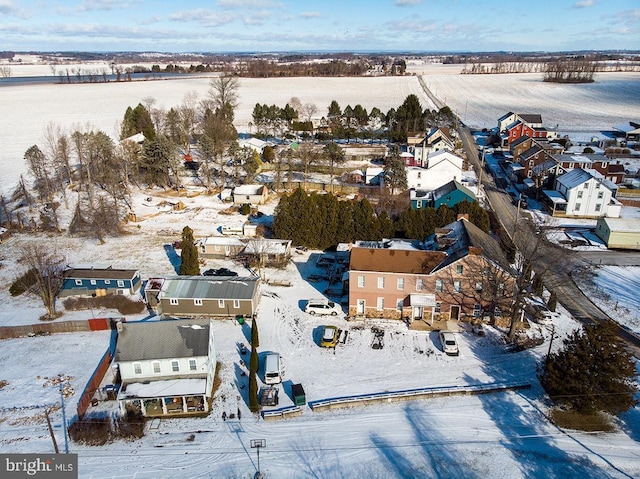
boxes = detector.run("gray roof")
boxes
[556,168,593,189]
[64,267,139,280]
[432,180,476,202]
[115,320,210,362]
[161,276,259,300]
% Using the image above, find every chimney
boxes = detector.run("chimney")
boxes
[457,214,469,221]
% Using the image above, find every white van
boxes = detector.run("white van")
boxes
[264,353,282,385]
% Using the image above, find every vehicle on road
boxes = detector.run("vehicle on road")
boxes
[305,298,342,316]
[320,325,339,348]
[439,330,459,356]
[264,352,282,385]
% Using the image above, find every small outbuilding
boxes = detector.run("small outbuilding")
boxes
[595,217,640,250]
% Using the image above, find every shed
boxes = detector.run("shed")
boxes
[594,217,640,250]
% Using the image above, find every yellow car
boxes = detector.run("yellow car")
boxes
[320,325,339,348]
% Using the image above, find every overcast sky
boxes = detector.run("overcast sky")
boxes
[1,0,638,53]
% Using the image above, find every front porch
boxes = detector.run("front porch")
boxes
[118,378,209,417]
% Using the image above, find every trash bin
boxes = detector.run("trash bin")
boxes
[236,315,245,325]
[292,383,306,406]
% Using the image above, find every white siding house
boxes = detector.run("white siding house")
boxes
[115,319,216,417]
[406,151,464,192]
[553,168,620,218]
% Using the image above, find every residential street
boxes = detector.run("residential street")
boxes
[459,126,640,357]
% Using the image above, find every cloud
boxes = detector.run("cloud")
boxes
[77,0,141,12]
[169,8,236,27]
[0,0,28,18]
[395,0,424,6]
[300,11,320,19]
[572,0,595,8]
[216,0,277,8]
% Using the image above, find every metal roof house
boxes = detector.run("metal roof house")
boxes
[595,217,640,250]
[156,276,261,318]
[114,319,216,417]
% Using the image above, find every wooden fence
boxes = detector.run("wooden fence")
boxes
[76,347,115,419]
[0,317,116,339]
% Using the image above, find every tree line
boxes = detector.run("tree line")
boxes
[272,188,489,250]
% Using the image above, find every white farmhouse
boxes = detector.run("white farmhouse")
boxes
[550,168,621,218]
[406,151,464,191]
[115,319,216,417]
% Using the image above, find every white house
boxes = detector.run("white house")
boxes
[406,151,464,192]
[232,184,268,205]
[238,137,267,154]
[115,319,216,417]
[550,168,620,218]
[411,128,455,167]
[365,167,384,185]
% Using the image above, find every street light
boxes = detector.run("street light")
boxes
[250,439,266,479]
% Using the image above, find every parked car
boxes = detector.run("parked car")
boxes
[305,299,342,316]
[320,325,339,348]
[203,268,238,277]
[439,330,459,356]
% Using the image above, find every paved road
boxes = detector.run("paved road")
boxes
[457,124,640,357]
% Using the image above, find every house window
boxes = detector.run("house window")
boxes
[117,280,125,287]
[171,360,180,372]
[476,282,483,292]
[189,359,197,371]
[473,304,481,317]
[90,279,97,285]
[595,203,601,212]
[597,191,604,199]
[416,279,424,291]
[498,283,505,296]
[456,265,463,274]
[152,361,161,374]
[218,299,225,308]
[574,203,581,211]
[596,182,601,189]
[233,299,240,309]
[602,162,608,169]
[377,297,384,311]
[377,277,385,289]
[170,298,179,305]
[416,200,422,209]
[583,183,588,189]
[104,279,111,285]
[454,281,461,292]
[435,279,443,292]
[74,279,82,286]
[194,299,203,306]
[434,302,441,313]
[577,190,583,199]
[397,278,404,290]
[417,171,421,179]
[357,275,365,288]
[133,363,142,375]
[215,245,221,251]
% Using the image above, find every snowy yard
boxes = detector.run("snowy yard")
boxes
[0,189,639,478]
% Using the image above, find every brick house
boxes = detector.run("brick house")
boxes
[348,218,514,324]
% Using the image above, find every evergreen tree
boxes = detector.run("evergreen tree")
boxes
[251,317,260,349]
[249,368,259,412]
[179,226,200,275]
[547,291,557,312]
[540,321,637,415]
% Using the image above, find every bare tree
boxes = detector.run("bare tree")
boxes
[302,103,318,122]
[208,74,239,122]
[297,142,320,186]
[0,65,11,78]
[18,244,66,320]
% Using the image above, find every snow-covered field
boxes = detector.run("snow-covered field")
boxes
[0,187,639,478]
[421,71,640,132]
[0,70,431,195]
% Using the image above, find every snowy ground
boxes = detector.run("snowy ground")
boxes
[0,186,639,478]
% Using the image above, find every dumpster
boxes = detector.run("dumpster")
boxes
[292,383,306,406]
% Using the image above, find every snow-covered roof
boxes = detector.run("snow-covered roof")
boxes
[543,190,567,203]
[426,150,463,169]
[199,236,244,246]
[555,168,593,189]
[598,217,640,232]
[119,378,207,399]
[234,184,266,196]
[244,239,291,255]
[160,276,259,300]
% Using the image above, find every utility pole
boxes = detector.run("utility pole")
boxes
[44,408,59,453]
[59,382,69,453]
